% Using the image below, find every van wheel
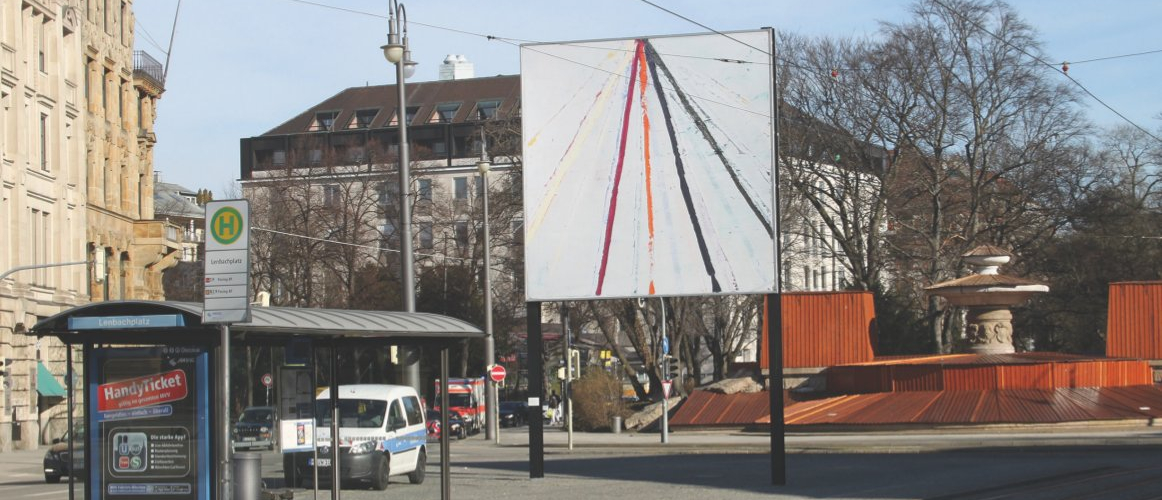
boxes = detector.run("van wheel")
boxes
[408,450,426,484]
[371,455,390,490]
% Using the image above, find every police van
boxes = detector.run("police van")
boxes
[286,384,427,490]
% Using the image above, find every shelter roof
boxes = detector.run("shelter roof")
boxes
[31,301,483,346]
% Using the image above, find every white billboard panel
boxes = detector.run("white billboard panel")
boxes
[521,30,776,301]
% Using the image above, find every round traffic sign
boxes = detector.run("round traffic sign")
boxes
[488,364,507,383]
[261,373,273,388]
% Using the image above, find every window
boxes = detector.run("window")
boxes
[802,266,810,290]
[455,221,469,248]
[310,111,338,131]
[38,17,47,72]
[389,106,420,126]
[512,219,524,243]
[119,78,126,121]
[350,109,378,129]
[323,185,340,207]
[347,146,366,163]
[308,149,322,166]
[402,396,424,426]
[430,103,460,123]
[476,176,484,197]
[102,70,109,112]
[454,177,468,200]
[272,150,287,166]
[432,141,447,155]
[417,179,432,201]
[39,113,49,171]
[379,182,399,206]
[473,100,500,120]
[419,222,433,249]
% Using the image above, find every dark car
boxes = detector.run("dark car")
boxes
[232,406,277,451]
[43,427,85,483]
[425,409,466,440]
[499,401,527,428]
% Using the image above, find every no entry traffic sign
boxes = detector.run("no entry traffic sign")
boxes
[489,364,507,383]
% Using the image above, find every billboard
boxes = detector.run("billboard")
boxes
[88,347,211,500]
[521,30,776,301]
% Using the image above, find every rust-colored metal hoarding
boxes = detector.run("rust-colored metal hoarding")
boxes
[761,291,877,369]
[1107,281,1162,359]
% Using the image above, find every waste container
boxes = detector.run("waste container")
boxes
[233,452,262,500]
[611,416,622,434]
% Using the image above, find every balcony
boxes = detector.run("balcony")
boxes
[133,51,165,91]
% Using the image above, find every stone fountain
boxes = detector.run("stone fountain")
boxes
[925,245,1049,354]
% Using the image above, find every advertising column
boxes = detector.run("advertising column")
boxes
[88,346,211,500]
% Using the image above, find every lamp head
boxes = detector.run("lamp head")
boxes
[402,51,418,79]
[382,43,404,64]
[476,160,491,174]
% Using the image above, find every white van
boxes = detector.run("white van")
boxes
[285,384,427,490]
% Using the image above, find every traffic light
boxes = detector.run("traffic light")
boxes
[567,349,581,381]
[664,355,679,381]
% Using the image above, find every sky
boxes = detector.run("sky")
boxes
[132,0,1162,194]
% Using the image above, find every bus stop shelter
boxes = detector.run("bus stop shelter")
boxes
[31,300,484,500]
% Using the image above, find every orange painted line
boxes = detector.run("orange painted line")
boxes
[636,41,656,295]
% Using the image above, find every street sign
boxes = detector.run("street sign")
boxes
[262,373,273,388]
[489,364,507,383]
[203,200,251,324]
[661,380,672,399]
[662,336,670,355]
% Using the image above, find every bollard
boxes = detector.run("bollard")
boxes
[611,416,622,434]
[232,452,262,500]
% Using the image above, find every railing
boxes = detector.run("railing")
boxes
[133,51,165,88]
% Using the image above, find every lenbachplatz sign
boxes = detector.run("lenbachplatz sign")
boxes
[203,200,251,324]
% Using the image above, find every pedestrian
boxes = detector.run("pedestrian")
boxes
[548,392,561,425]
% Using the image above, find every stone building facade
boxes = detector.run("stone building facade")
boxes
[0,0,176,451]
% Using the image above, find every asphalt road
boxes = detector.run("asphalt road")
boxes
[5,425,1162,499]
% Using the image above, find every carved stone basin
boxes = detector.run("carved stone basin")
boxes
[925,246,1048,354]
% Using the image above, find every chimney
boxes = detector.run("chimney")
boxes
[438,54,475,81]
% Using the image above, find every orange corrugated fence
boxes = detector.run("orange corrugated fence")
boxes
[761,291,877,369]
[1107,281,1162,359]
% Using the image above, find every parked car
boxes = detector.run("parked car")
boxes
[425,409,467,440]
[498,401,527,428]
[43,427,85,483]
[286,385,427,490]
[232,406,277,451]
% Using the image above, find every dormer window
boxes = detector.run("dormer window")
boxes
[430,103,460,123]
[473,100,500,120]
[309,111,338,131]
[388,106,420,126]
[348,109,378,129]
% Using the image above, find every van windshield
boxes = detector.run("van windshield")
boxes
[448,394,472,407]
[315,399,387,428]
[239,407,274,424]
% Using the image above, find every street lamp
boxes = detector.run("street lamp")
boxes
[477,154,497,442]
[382,0,420,390]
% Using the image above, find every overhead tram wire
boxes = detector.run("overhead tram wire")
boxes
[926,0,1162,143]
[278,0,1160,128]
[250,226,519,278]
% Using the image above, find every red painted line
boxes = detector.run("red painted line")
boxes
[595,41,643,296]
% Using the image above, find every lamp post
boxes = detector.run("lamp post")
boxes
[382,0,420,390]
[477,156,497,442]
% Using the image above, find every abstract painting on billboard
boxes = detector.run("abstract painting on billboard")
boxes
[521,30,775,301]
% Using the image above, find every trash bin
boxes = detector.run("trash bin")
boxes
[611,416,622,434]
[232,452,262,500]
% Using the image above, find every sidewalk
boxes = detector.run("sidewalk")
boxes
[487,422,1162,454]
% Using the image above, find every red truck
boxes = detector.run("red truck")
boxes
[433,377,486,435]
